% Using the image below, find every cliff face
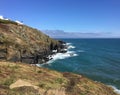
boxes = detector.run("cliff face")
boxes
[0,19,64,63]
[0,61,119,95]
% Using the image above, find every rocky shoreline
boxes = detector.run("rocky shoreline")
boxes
[0,18,68,64]
[0,39,67,64]
[21,40,68,64]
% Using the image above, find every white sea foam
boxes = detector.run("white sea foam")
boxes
[68,45,75,49]
[108,85,120,94]
[66,43,75,49]
[66,43,71,45]
[37,42,77,66]
[46,50,77,64]
[46,43,77,63]
[36,64,42,67]
[78,50,85,52]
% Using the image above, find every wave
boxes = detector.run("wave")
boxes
[36,42,78,67]
[66,43,72,45]
[78,50,85,52]
[66,43,76,49]
[108,85,120,94]
[46,50,78,64]
[45,43,77,63]
[68,45,75,49]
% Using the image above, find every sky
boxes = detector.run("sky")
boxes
[0,0,120,37]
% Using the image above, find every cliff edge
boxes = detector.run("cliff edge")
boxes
[0,19,64,64]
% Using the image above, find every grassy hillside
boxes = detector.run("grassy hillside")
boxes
[0,19,63,63]
[0,61,119,95]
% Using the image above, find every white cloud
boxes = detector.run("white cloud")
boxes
[0,15,9,20]
[0,15,4,19]
[15,20,23,25]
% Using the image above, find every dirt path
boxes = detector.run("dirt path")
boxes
[9,79,66,95]
[9,79,39,89]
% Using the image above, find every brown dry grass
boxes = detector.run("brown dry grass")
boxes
[0,61,119,95]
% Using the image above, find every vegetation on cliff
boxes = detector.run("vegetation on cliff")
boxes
[0,19,64,63]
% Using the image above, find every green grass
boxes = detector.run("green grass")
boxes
[0,19,17,25]
[38,82,51,90]
[8,86,41,95]
[0,61,118,95]
[3,78,14,86]
[37,70,42,73]
[55,78,65,84]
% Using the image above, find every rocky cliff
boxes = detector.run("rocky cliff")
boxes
[0,19,65,64]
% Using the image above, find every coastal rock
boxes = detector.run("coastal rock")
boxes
[0,19,65,64]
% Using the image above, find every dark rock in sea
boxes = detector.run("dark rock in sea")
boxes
[59,49,67,53]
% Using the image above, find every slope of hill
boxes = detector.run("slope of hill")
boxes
[0,19,64,64]
[0,61,119,95]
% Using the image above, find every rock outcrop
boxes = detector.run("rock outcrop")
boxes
[0,19,65,64]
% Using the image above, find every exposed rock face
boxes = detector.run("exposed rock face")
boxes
[0,19,65,64]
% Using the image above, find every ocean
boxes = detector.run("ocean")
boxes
[39,38,120,93]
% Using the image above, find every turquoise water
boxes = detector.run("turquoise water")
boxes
[43,38,120,89]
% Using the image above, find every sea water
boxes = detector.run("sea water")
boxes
[42,38,120,93]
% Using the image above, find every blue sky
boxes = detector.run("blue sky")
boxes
[0,0,120,36]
